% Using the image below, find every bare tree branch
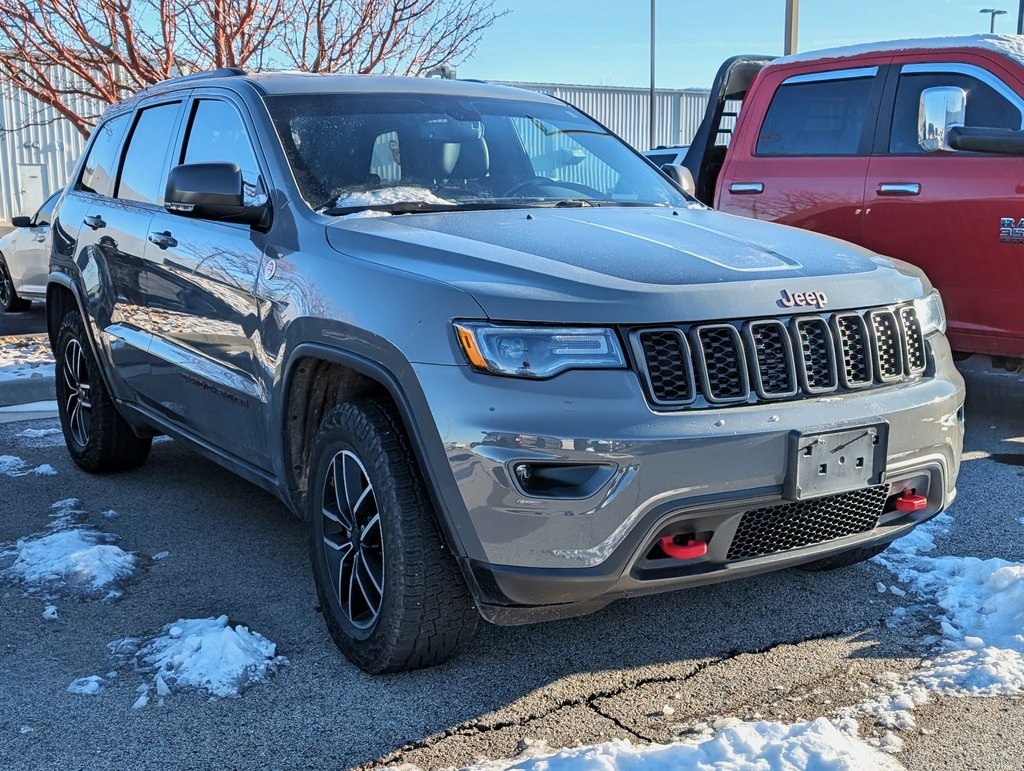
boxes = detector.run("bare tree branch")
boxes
[0,0,503,136]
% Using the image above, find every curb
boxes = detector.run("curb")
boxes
[0,375,55,407]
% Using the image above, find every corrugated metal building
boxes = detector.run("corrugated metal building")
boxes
[0,77,711,224]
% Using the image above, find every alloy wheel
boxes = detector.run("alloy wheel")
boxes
[62,338,93,448]
[321,449,385,630]
[0,263,11,307]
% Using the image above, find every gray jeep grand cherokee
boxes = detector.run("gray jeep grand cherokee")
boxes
[47,69,964,673]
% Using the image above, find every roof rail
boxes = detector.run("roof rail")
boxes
[140,67,247,93]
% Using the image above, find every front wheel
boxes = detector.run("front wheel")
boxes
[308,398,478,673]
[55,312,152,472]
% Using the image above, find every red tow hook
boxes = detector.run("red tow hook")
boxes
[659,536,708,560]
[894,491,928,512]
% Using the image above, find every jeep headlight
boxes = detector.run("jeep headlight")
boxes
[454,323,626,378]
[914,290,946,335]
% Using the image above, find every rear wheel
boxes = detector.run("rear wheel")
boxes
[0,256,31,312]
[797,542,891,571]
[55,311,152,472]
[308,398,478,673]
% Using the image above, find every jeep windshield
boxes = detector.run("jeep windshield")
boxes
[264,93,690,215]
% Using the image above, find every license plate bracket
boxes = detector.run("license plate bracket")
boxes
[785,423,888,500]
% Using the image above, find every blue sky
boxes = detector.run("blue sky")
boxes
[460,0,1018,89]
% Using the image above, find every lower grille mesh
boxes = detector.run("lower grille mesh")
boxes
[726,486,889,560]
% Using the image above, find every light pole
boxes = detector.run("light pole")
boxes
[647,0,655,149]
[980,7,1007,33]
[1018,0,1023,33]
[785,0,799,55]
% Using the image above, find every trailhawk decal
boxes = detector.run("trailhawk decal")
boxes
[779,289,828,309]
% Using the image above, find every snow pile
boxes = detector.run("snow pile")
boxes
[0,455,58,477]
[874,514,1024,697]
[1,528,135,599]
[114,615,288,703]
[460,718,903,771]
[0,336,55,384]
[16,427,61,439]
[14,426,65,448]
[67,676,105,696]
[330,186,455,212]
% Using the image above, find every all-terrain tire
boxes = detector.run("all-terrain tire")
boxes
[308,398,478,673]
[55,311,152,472]
[797,542,891,571]
[0,255,32,312]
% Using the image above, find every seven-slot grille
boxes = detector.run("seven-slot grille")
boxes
[633,304,927,409]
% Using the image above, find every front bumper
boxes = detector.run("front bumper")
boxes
[413,336,964,621]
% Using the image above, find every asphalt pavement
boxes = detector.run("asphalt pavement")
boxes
[0,376,1022,769]
[0,305,46,337]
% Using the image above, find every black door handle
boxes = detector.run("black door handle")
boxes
[148,231,178,249]
[83,215,106,230]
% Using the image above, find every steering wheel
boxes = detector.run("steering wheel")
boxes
[504,177,604,199]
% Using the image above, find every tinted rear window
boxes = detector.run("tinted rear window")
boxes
[77,114,131,197]
[756,77,875,156]
[117,102,181,205]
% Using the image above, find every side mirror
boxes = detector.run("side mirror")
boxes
[165,163,266,225]
[918,86,966,153]
[10,215,32,228]
[661,164,696,196]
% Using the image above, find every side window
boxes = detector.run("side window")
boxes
[182,99,265,204]
[756,76,875,156]
[34,192,60,226]
[77,113,131,197]
[117,102,182,205]
[890,71,1022,154]
[370,131,402,183]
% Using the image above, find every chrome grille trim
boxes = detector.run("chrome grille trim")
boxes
[691,324,750,404]
[633,303,928,411]
[831,312,874,388]
[744,320,798,399]
[793,316,838,394]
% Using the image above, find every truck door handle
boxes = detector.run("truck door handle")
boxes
[877,183,921,196]
[148,231,178,250]
[33,233,46,243]
[82,215,106,230]
[729,182,764,194]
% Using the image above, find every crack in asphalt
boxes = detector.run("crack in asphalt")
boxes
[366,628,854,768]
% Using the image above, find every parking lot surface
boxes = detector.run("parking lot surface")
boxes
[0,392,1022,769]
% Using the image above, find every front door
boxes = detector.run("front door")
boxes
[138,96,272,469]
[717,64,887,245]
[17,164,45,217]
[862,59,1024,356]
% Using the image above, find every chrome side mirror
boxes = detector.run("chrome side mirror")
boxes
[919,86,966,152]
[661,164,696,196]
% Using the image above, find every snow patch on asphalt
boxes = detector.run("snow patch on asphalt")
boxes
[67,675,105,696]
[457,717,903,770]
[0,455,57,476]
[0,336,54,383]
[14,425,65,448]
[0,498,135,600]
[110,615,288,703]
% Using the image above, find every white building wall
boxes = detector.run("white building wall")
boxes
[0,77,711,223]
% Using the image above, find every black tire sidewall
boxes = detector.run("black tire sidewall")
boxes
[55,314,101,462]
[307,405,408,667]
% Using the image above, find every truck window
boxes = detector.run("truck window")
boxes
[756,76,875,156]
[182,99,266,203]
[889,70,1022,154]
[76,113,131,197]
[117,102,182,205]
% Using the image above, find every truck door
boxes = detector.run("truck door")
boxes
[717,65,887,245]
[862,59,1024,357]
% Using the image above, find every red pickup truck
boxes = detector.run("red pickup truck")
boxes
[684,36,1024,360]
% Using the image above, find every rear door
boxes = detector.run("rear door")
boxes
[717,63,888,245]
[138,93,273,469]
[862,55,1024,356]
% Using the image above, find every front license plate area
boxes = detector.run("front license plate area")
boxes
[785,423,888,500]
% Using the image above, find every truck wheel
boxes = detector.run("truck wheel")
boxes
[55,311,152,472]
[308,398,478,673]
[797,542,890,571]
[0,256,31,312]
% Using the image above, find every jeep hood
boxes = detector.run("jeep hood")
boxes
[325,206,929,323]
